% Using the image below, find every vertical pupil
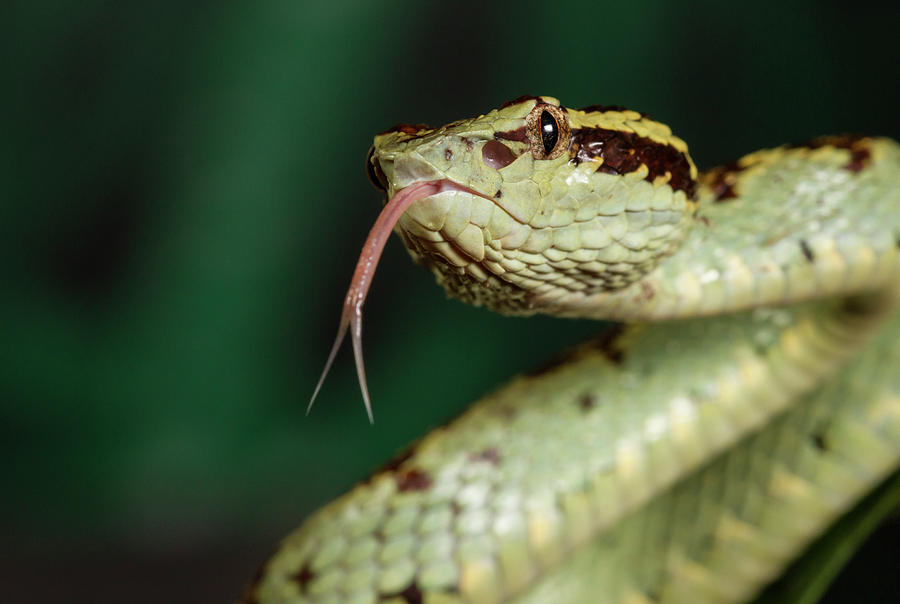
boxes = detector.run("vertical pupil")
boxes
[540,111,558,154]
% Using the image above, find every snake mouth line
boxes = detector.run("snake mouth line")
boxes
[308,179,496,422]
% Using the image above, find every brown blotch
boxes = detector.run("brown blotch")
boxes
[812,432,829,451]
[588,323,627,365]
[377,444,417,474]
[569,128,697,198]
[379,123,430,136]
[381,580,425,603]
[495,126,528,142]
[845,148,870,172]
[706,161,745,202]
[292,562,316,593]
[482,139,519,169]
[500,94,541,109]
[470,448,501,465]
[799,240,815,262]
[840,294,881,316]
[579,393,597,411]
[444,148,452,161]
[396,468,432,492]
[713,183,737,201]
[792,135,872,173]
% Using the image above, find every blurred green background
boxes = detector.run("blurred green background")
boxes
[3,1,899,602]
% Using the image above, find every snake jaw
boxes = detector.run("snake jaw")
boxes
[308,179,496,421]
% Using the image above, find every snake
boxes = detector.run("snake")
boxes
[243,96,900,603]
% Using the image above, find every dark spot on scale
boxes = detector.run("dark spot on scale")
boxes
[588,323,627,365]
[569,127,697,198]
[791,135,872,173]
[640,281,655,302]
[445,148,452,161]
[799,240,815,262]
[379,123,430,136]
[500,94,542,109]
[713,183,737,201]
[495,190,502,198]
[845,148,870,172]
[376,444,417,474]
[461,137,474,151]
[292,563,316,593]
[579,393,597,411]
[812,432,829,451]
[396,469,432,492]
[450,501,462,515]
[495,126,528,142]
[840,295,878,316]
[706,161,745,202]
[380,580,425,603]
[697,215,711,227]
[470,448,501,465]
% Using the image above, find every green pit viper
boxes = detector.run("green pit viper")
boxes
[243,96,900,603]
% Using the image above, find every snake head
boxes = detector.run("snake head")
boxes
[311,96,698,419]
[368,96,699,314]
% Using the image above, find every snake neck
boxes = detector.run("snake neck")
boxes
[543,136,900,321]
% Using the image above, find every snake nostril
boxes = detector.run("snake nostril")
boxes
[482,139,519,170]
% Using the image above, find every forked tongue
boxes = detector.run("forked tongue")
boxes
[308,179,468,422]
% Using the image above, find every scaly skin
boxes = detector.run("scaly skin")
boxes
[243,97,900,603]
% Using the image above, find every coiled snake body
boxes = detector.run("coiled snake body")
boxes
[245,96,900,603]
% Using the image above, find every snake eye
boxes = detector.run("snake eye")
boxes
[540,111,558,154]
[365,146,388,192]
[525,103,569,160]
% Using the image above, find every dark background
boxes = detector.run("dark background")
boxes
[3,1,899,602]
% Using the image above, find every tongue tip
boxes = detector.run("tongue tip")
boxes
[310,179,486,421]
